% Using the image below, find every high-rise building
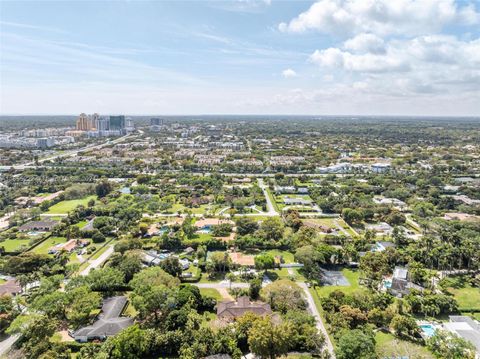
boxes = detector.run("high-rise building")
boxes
[109,115,125,130]
[76,113,91,131]
[96,117,110,131]
[90,113,99,129]
[150,118,163,126]
[76,113,98,131]
[125,117,134,129]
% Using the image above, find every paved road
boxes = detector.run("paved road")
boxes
[80,245,114,276]
[2,134,132,171]
[298,282,335,357]
[257,178,278,216]
[194,281,249,289]
[0,334,20,357]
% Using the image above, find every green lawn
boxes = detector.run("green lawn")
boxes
[337,218,359,237]
[31,236,67,254]
[315,268,363,297]
[375,332,433,359]
[74,220,88,228]
[199,288,223,301]
[265,249,295,263]
[304,217,338,227]
[444,277,480,310]
[46,195,97,214]
[0,238,31,252]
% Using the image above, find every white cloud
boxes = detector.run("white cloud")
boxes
[344,33,385,54]
[282,68,297,78]
[279,0,479,36]
[309,47,409,73]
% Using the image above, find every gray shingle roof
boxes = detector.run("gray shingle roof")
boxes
[73,296,133,340]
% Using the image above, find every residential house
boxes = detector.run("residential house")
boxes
[0,279,22,296]
[18,220,58,232]
[444,316,480,356]
[388,266,423,298]
[72,296,133,342]
[217,296,272,321]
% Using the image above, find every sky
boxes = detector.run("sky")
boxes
[0,0,479,116]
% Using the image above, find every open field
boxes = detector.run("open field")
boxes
[265,249,295,263]
[46,195,97,214]
[443,276,480,310]
[0,238,31,252]
[31,236,67,254]
[375,332,434,358]
[199,288,223,301]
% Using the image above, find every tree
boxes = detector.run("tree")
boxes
[160,256,183,277]
[359,252,390,288]
[335,329,376,359]
[386,211,406,226]
[249,277,262,300]
[427,330,476,359]
[91,230,106,243]
[293,226,317,247]
[261,279,305,314]
[66,286,102,327]
[101,325,150,359]
[256,217,284,242]
[342,208,363,225]
[86,267,125,293]
[112,251,143,282]
[130,267,180,289]
[131,284,177,325]
[248,316,293,359]
[11,315,57,359]
[209,252,232,273]
[95,180,113,198]
[236,217,259,236]
[254,253,275,272]
[390,314,419,339]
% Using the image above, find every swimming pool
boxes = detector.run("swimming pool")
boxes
[420,324,436,337]
[383,279,392,289]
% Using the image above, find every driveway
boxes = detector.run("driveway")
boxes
[0,334,20,357]
[257,178,278,216]
[80,245,114,276]
[298,282,335,357]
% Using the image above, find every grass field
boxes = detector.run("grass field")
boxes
[315,268,363,297]
[199,288,223,301]
[46,195,97,214]
[31,236,67,254]
[375,332,433,358]
[0,238,31,252]
[265,249,295,263]
[74,220,88,228]
[443,277,480,310]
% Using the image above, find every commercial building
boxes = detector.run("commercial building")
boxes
[150,118,163,126]
[109,115,126,130]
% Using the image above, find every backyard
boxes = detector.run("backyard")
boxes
[314,268,363,297]
[31,236,67,254]
[46,195,97,214]
[442,276,480,311]
[375,332,434,358]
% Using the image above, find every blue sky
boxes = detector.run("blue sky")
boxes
[1,0,479,115]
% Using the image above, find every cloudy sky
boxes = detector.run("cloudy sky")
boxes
[1,0,479,115]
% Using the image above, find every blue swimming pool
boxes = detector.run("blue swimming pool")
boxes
[383,279,392,288]
[420,324,436,337]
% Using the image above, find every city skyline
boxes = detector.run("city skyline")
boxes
[1,0,480,116]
